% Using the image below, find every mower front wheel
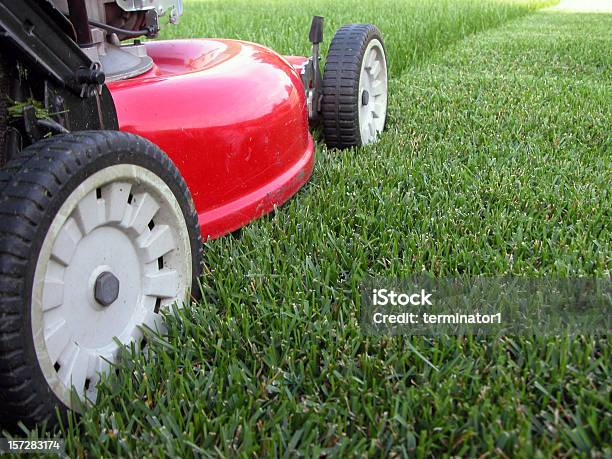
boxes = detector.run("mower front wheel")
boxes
[322,24,388,149]
[0,131,202,428]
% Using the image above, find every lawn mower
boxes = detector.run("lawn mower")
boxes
[0,0,388,427]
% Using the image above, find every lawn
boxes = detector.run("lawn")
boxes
[19,0,611,457]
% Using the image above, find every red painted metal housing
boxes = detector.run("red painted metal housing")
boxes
[108,39,314,240]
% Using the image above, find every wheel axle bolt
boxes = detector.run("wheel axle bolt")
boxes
[94,271,120,307]
[362,90,370,106]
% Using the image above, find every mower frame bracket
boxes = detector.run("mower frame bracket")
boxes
[0,0,100,97]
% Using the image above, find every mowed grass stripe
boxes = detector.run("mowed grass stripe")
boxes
[383,10,610,276]
[22,5,610,459]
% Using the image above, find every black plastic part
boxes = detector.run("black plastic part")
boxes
[75,67,105,85]
[67,0,92,46]
[0,0,101,96]
[322,24,386,149]
[145,9,160,37]
[22,105,42,142]
[0,131,203,430]
[0,54,8,166]
[309,16,324,44]
[0,1,119,154]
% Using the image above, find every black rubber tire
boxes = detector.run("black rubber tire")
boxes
[0,131,203,429]
[322,24,386,149]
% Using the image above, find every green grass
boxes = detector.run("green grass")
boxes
[16,2,612,457]
[160,0,556,77]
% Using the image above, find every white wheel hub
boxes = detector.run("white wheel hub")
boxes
[358,38,388,145]
[31,164,193,408]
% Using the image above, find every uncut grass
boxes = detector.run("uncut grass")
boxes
[19,5,611,459]
[160,0,556,77]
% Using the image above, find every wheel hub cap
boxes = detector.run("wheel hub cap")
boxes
[31,165,193,408]
[358,39,388,145]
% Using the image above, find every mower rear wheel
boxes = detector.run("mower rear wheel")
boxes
[322,24,388,149]
[0,131,202,428]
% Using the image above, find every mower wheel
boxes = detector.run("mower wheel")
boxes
[0,131,202,428]
[322,24,388,149]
